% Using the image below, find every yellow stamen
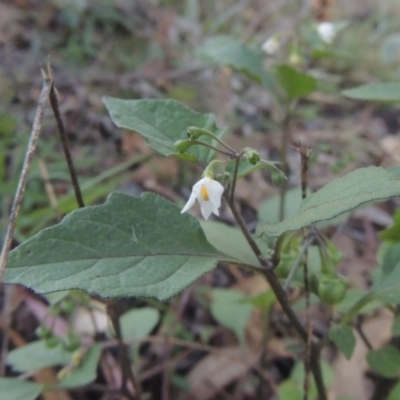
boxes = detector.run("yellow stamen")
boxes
[201,185,210,201]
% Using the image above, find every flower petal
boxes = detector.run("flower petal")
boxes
[198,198,214,220]
[205,179,224,209]
[181,190,197,214]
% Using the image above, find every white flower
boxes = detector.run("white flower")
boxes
[181,177,224,220]
[261,35,280,55]
[317,22,337,44]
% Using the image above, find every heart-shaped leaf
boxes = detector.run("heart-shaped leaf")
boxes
[103,97,225,164]
[5,192,232,300]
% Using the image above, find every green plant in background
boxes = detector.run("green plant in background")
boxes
[4,6,400,400]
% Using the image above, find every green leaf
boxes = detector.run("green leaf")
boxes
[103,97,225,164]
[58,344,101,388]
[241,289,275,311]
[377,242,400,276]
[342,82,400,102]
[0,378,43,400]
[380,209,400,242]
[367,345,400,378]
[388,382,400,400]
[196,35,266,83]
[329,324,356,359]
[200,221,266,267]
[120,307,160,340]
[371,265,400,303]
[210,288,253,345]
[258,167,400,237]
[7,341,71,373]
[275,65,317,100]
[5,192,231,300]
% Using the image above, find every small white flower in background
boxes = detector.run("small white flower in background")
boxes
[317,22,337,44]
[181,176,224,220]
[261,35,280,55]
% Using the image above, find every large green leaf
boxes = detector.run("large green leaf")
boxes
[103,97,225,164]
[5,192,232,300]
[200,221,266,267]
[342,82,400,102]
[196,35,266,83]
[0,378,43,400]
[275,65,317,100]
[258,167,400,237]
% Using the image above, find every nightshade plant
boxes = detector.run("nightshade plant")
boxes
[4,29,400,400]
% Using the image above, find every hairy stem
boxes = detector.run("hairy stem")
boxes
[226,197,327,400]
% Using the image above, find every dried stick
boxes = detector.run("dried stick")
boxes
[0,77,52,375]
[0,77,52,284]
[48,78,84,208]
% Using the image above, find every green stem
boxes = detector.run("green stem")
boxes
[190,140,234,158]
[188,127,236,153]
[229,153,243,203]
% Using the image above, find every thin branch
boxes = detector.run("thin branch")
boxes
[226,196,307,342]
[190,140,234,158]
[229,156,241,203]
[48,80,84,208]
[283,235,314,291]
[107,301,142,400]
[0,78,52,284]
[356,316,373,351]
[225,196,327,400]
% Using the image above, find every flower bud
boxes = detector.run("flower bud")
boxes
[187,127,211,140]
[174,140,193,154]
[317,275,347,305]
[243,148,261,165]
